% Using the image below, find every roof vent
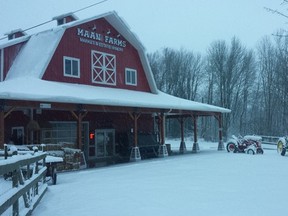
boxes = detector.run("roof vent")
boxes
[5,29,26,40]
[53,12,78,26]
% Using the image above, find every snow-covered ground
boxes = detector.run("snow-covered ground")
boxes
[32,139,286,216]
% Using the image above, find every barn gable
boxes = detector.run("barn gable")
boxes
[43,16,151,92]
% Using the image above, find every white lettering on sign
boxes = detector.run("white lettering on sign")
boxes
[77,28,102,41]
[104,36,126,47]
[77,27,127,52]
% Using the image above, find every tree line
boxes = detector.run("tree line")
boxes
[147,34,288,140]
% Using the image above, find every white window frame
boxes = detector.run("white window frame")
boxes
[125,68,137,86]
[91,50,116,86]
[63,56,80,78]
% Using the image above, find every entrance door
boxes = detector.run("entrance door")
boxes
[95,129,115,158]
[11,127,24,144]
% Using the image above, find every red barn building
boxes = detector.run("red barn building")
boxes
[0,11,230,167]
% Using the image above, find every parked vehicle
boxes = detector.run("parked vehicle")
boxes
[277,136,288,156]
[226,135,264,154]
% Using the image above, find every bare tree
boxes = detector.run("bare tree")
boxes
[148,47,204,137]
[206,37,256,137]
[257,37,278,134]
[148,48,203,100]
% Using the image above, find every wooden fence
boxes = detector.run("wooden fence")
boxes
[260,135,280,145]
[0,152,47,216]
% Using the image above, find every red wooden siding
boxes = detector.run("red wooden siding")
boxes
[43,18,151,92]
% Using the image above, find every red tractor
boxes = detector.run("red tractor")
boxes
[226,135,264,155]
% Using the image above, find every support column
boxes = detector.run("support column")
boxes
[0,100,5,149]
[215,113,224,150]
[30,109,34,144]
[0,110,4,149]
[158,113,168,157]
[192,115,199,153]
[178,117,187,154]
[71,107,87,150]
[0,102,15,149]
[129,112,141,162]
[77,117,82,150]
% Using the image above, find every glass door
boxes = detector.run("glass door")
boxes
[95,129,115,158]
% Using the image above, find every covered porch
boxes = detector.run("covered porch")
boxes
[0,98,226,166]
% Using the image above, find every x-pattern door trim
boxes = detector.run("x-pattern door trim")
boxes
[91,50,116,85]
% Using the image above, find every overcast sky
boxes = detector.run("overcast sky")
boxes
[0,0,286,53]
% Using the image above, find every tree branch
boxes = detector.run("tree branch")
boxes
[264,7,288,19]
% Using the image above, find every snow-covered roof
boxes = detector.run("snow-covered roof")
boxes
[0,77,230,113]
[5,28,65,80]
[0,11,230,114]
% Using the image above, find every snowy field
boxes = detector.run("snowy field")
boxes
[32,140,287,216]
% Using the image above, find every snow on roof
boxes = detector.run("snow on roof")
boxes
[5,28,65,80]
[0,11,230,114]
[0,77,230,113]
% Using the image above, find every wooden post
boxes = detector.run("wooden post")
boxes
[158,113,165,145]
[0,110,4,149]
[12,170,19,215]
[178,117,187,153]
[215,113,224,150]
[158,113,168,157]
[134,113,138,147]
[77,116,82,150]
[129,112,141,161]
[192,114,199,153]
[71,109,88,150]
[0,100,4,149]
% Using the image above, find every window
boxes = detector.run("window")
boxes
[63,56,80,78]
[91,50,116,85]
[11,127,24,144]
[125,68,137,86]
[41,121,89,145]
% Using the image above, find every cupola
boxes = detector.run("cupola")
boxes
[52,12,78,26]
[5,29,26,40]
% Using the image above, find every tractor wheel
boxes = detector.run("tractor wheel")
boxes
[281,148,286,156]
[226,143,236,153]
[256,148,264,154]
[277,141,283,154]
[247,149,255,155]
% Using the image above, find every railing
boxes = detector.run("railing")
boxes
[0,152,47,216]
[259,135,280,145]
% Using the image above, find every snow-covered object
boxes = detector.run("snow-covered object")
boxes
[227,135,238,145]
[278,137,286,147]
[244,135,262,142]
[45,155,64,163]
[8,145,18,155]
[32,146,39,152]
[226,135,263,154]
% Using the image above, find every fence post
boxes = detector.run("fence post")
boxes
[4,144,8,159]
[12,170,19,216]
[34,161,39,196]
[42,157,46,183]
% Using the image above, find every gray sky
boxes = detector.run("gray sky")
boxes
[0,0,286,53]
